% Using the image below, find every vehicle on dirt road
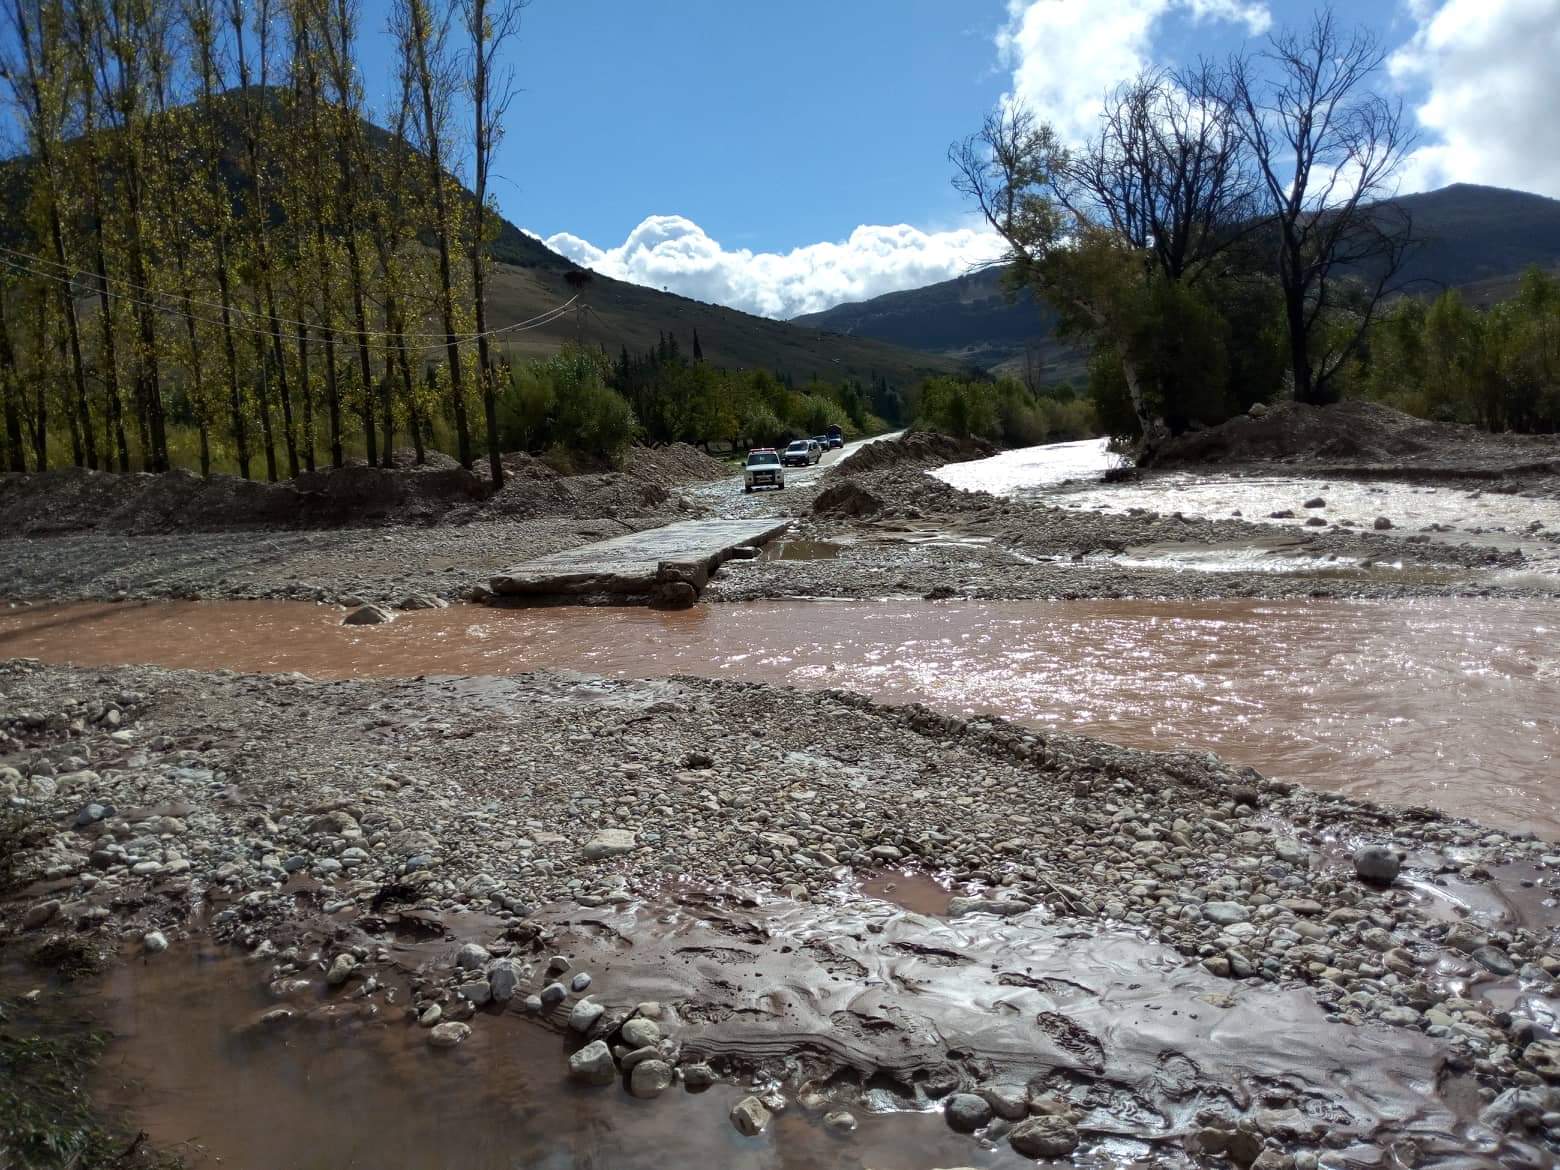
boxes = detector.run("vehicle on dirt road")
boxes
[744,448,785,492]
[825,425,844,448]
[782,440,820,467]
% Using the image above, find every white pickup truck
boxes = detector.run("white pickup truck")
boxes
[743,448,785,493]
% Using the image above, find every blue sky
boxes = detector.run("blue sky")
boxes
[386,0,1551,318]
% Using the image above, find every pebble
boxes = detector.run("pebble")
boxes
[570,972,592,993]
[142,929,169,954]
[621,1017,660,1048]
[628,1059,673,1098]
[944,1092,993,1133]
[1353,845,1402,885]
[539,982,568,1008]
[823,1109,858,1134]
[682,1063,717,1090]
[568,999,605,1033]
[428,1021,470,1048]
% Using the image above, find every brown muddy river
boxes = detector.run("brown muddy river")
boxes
[3,596,1558,835]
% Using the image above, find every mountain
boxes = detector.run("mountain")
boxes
[0,93,962,393]
[793,184,1560,380]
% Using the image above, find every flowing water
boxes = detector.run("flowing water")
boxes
[3,596,1557,835]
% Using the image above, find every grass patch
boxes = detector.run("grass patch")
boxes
[0,995,176,1169]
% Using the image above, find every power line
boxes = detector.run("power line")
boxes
[0,247,577,355]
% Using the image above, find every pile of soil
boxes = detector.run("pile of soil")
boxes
[1151,401,1560,474]
[0,462,490,536]
[623,443,730,488]
[834,432,998,477]
[0,442,726,537]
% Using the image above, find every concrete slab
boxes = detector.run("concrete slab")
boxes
[490,517,790,600]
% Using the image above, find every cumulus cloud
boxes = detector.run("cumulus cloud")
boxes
[1390,0,1560,197]
[996,0,1271,144]
[541,215,1007,319]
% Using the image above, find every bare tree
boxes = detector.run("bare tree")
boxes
[0,282,25,471]
[462,0,525,487]
[1227,8,1415,404]
[1070,63,1260,286]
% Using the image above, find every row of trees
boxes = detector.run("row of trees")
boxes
[0,0,528,484]
[493,336,905,463]
[1358,268,1560,433]
[953,7,1415,452]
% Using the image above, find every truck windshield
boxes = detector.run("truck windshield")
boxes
[747,453,778,466]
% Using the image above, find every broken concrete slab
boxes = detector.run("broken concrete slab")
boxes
[489,518,789,602]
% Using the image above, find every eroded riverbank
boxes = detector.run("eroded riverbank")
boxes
[2,596,1555,834]
[3,659,1560,1168]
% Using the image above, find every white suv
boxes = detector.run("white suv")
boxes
[744,448,785,493]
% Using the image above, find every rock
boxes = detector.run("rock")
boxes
[398,593,447,611]
[546,955,572,975]
[629,1059,674,1098]
[682,1062,717,1090]
[1008,1115,1080,1158]
[823,1109,858,1135]
[1373,516,1393,530]
[74,802,112,827]
[1524,1039,1560,1081]
[620,1046,659,1072]
[459,978,492,1007]
[947,895,1030,918]
[568,1040,617,1086]
[621,1017,660,1048]
[428,1021,470,1048]
[488,958,525,1003]
[650,580,698,609]
[568,999,606,1033]
[980,1084,1030,1122]
[1304,497,1325,508]
[1353,845,1402,885]
[539,982,568,1009]
[1251,1151,1296,1170]
[570,972,592,993]
[418,1003,442,1027]
[456,942,491,970]
[522,994,543,1014]
[1472,945,1517,976]
[142,930,169,954]
[325,953,358,986]
[582,829,637,860]
[944,1092,993,1133]
[21,900,60,930]
[730,1095,772,1137]
[342,604,395,626]
[1247,402,1270,418]
[1202,901,1250,926]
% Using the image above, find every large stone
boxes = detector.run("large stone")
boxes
[621,1017,660,1048]
[568,1040,617,1086]
[325,953,358,986]
[980,1084,1030,1122]
[944,1092,993,1133]
[1009,1115,1080,1158]
[21,900,60,930]
[428,1021,470,1048]
[730,1095,772,1136]
[569,999,606,1033]
[582,829,637,860]
[343,604,395,626]
[1202,901,1250,926]
[488,958,525,1003]
[1353,845,1402,885]
[682,1063,717,1090]
[456,942,492,971]
[1523,1039,1560,1082]
[629,1059,674,1099]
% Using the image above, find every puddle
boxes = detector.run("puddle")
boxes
[2,596,1558,836]
[760,540,845,561]
[85,941,1026,1170]
[75,890,1514,1170]
[859,871,954,917]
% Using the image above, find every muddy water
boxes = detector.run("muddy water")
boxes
[3,596,1559,835]
[90,943,1024,1170]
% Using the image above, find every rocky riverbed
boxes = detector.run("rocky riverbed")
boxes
[4,657,1560,1167]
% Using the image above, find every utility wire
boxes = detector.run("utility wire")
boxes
[0,247,577,354]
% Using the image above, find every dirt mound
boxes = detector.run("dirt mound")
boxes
[623,443,730,488]
[812,480,887,518]
[836,432,998,477]
[0,462,490,536]
[1151,401,1560,473]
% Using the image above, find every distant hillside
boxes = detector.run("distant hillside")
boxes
[794,183,1560,380]
[0,90,961,393]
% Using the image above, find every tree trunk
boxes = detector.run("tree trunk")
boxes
[344,234,378,467]
[253,324,278,482]
[0,293,26,472]
[292,303,317,473]
[265,284,300,478]
[214,240,249,479]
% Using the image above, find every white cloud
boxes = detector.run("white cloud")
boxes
[541,215,1006,319]
[996,0,1271,144]
[1390,0,1560,197]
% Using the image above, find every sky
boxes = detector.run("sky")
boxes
[133,1,1560,320]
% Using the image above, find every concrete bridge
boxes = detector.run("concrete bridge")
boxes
[488,517,789,605]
